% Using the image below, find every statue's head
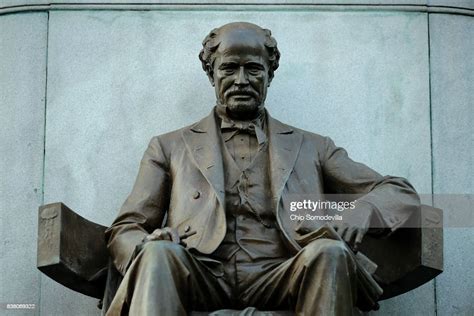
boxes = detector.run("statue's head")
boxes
[199,22,280,119]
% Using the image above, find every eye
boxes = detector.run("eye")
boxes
[247,65,264,75]
[223,68,235,75]
[219,63,237,75]
[248,68,261,75]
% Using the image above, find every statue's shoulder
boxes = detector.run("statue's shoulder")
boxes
[152,124,189,143]
[148,111,214,150]
[267,114,329,146]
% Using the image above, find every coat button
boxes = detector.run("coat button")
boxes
[185,225,191,233]
[193,191,200,199]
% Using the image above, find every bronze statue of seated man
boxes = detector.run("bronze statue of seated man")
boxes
[104,22,420,316]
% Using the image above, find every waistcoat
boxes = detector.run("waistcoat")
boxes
[212,133,289,261]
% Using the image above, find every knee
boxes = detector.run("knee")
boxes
[127,240,191,283]
[139,240,187,262]
[301,239,350,264]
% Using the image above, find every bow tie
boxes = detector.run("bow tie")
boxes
[221,121,267,146]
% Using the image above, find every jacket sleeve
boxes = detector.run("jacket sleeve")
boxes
[321,136,420,234]
[105,136,171,275]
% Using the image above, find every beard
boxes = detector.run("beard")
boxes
[227,100,259,115]
[221,89,264,120]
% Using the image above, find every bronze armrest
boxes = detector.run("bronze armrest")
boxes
[37,203,108,298]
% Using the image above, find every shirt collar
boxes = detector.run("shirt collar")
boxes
[215,105,267,146]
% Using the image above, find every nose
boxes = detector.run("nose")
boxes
[235,66,249,85]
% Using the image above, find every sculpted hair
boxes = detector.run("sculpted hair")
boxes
[199,25,280,81]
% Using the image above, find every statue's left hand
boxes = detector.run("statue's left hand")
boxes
[330,207,372,252]
[144,227,181,244]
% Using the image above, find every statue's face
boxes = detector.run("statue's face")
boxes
[211,28,271,120]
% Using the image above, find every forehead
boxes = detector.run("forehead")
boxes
[215,28,269,60]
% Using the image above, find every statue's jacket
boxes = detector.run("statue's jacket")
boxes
[106,109,420,276]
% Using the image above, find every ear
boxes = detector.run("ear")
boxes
[267,73,273,87]
[208,76,215,87]
[206,64,215,87]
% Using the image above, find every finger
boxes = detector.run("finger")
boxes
[354,228,367,249]
[151,229,171,241]
[345,228,358,249]
[151,228,162,235]
[180,230,197,240]
[338,225,349,239]
[145,229,162,241]
[165,227,181,244]
[145,235,155,241]
[330,222,340,232]
[161,230,173,241]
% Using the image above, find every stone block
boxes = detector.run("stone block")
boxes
[430,13,474,316]
[0,12,48,316]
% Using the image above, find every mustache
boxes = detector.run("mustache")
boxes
[225,88,258,98]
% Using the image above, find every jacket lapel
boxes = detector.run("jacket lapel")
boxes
[182,110,225,206]
[181,109,303,212]
[267,112,303,209]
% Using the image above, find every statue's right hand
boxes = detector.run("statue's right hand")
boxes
[144,227,181,244]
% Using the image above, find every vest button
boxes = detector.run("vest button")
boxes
[193,191,200,199]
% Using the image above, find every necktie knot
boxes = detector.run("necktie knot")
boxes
[222,122,255,134]
[221,121,267,146]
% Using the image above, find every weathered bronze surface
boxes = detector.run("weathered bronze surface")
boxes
[37,203,108,298]
[101,22,433,315]
[37,22,443,316]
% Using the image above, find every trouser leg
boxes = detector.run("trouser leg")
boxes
[242,239,357,316]
[106,241,230,316]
